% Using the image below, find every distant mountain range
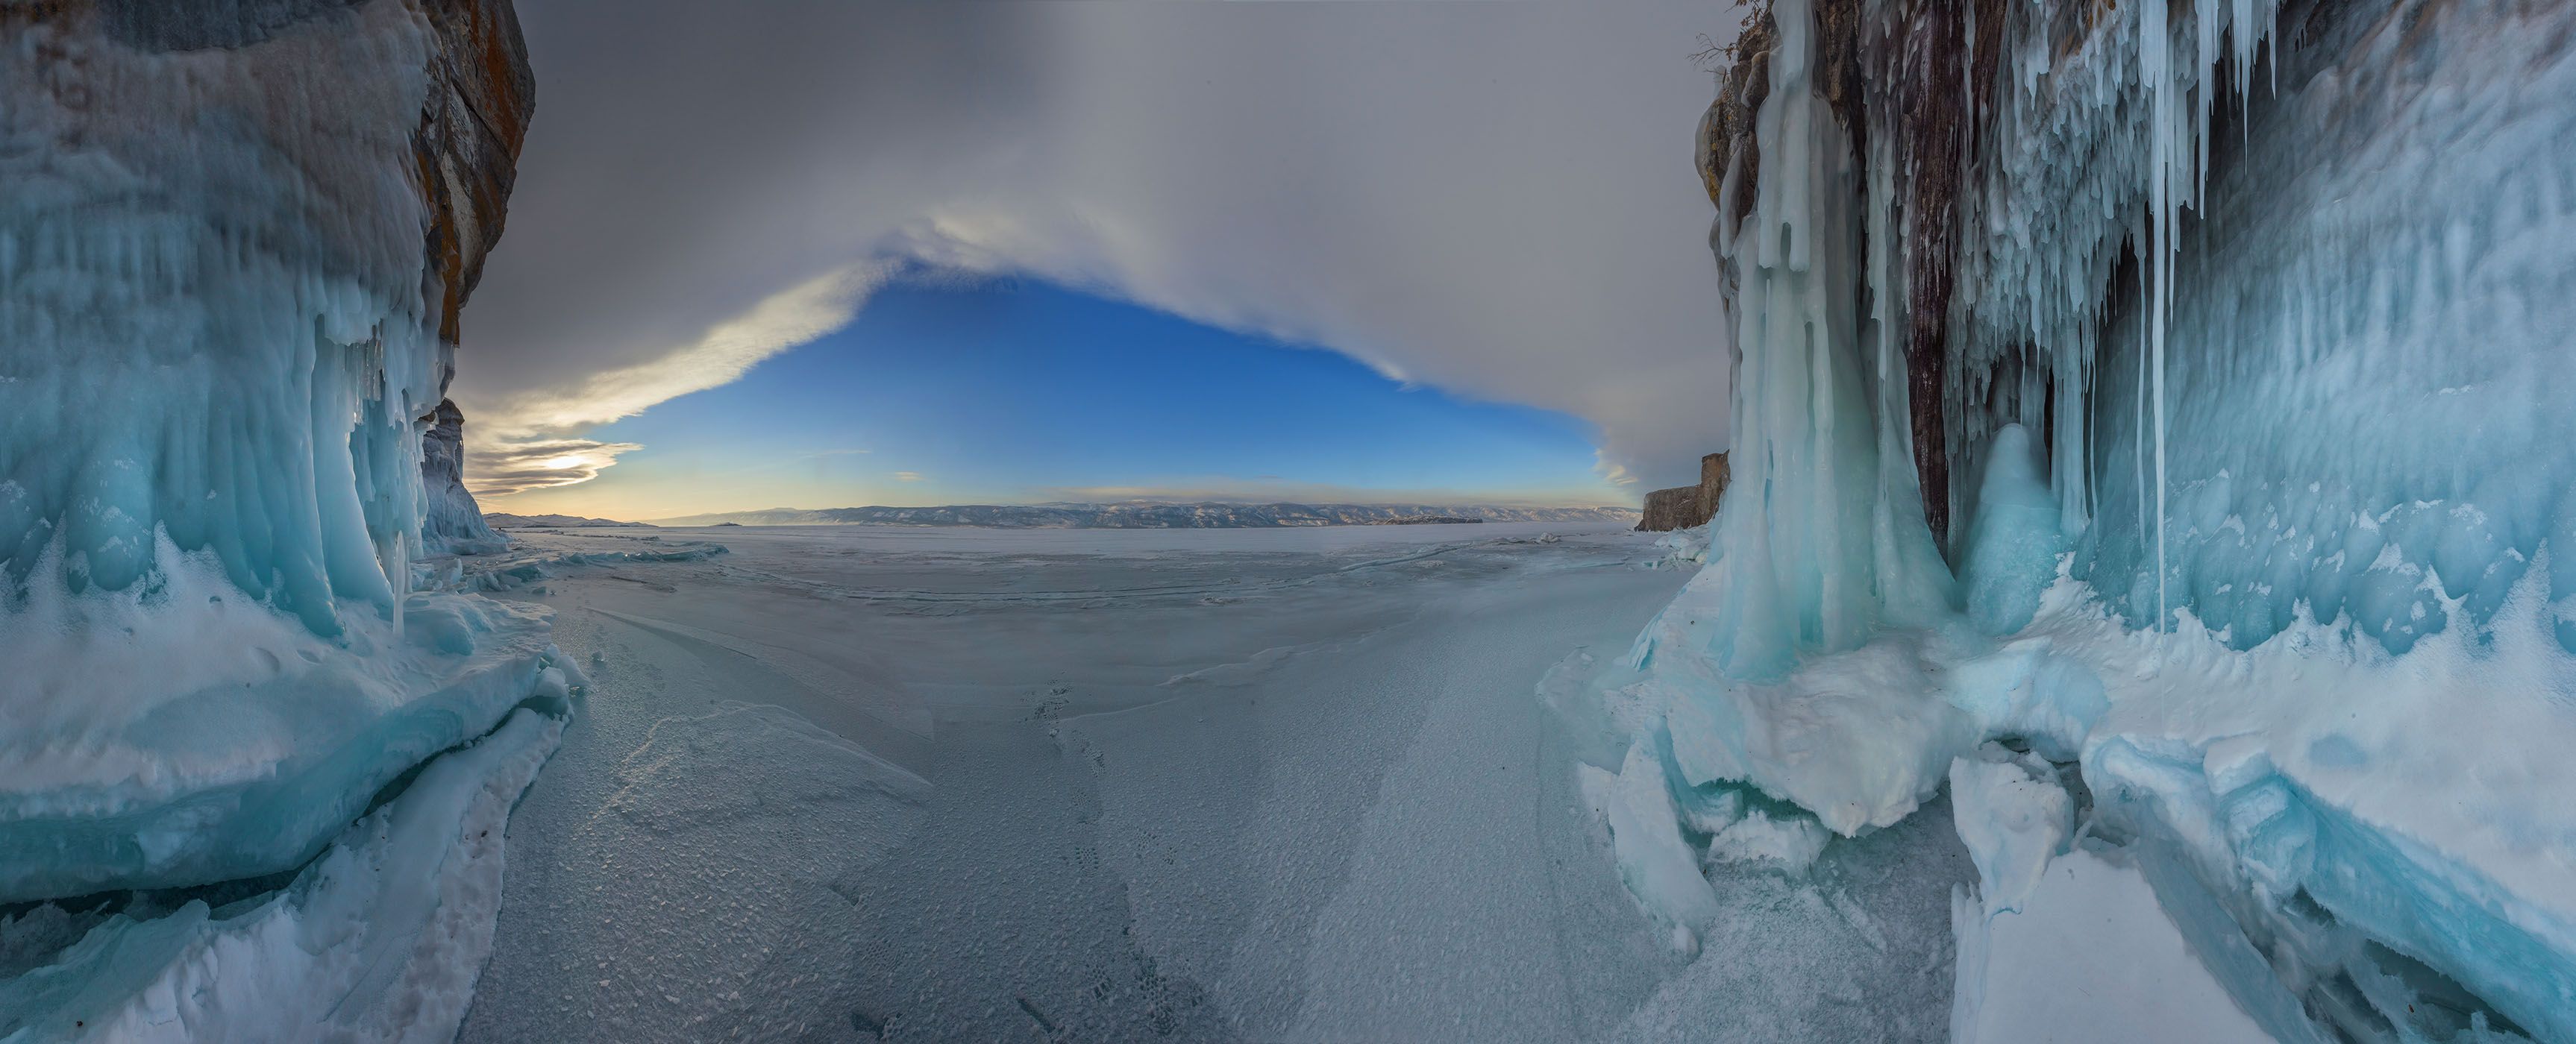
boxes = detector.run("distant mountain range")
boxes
[482,512,655,529]
[647,503,1639,529]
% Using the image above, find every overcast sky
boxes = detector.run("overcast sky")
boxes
[457,0,1738,509]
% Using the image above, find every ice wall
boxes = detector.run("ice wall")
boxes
[1583,0,2576,1038]
[1,1,552,1037]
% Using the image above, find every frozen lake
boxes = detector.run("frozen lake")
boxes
[454,523,1970,1042]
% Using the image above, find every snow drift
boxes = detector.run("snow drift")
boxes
[1580,0,2576,1039]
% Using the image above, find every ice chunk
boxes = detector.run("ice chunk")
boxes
[1580,740,1720,932]
[1653,629,1977,837]
[1943,638,2108,764]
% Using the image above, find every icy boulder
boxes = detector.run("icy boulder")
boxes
[0,555,581,900]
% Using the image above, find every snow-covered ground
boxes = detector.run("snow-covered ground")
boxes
[439,522,1970,1041]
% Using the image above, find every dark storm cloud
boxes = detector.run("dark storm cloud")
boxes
[457,1,1735,491]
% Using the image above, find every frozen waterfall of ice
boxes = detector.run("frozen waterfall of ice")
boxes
[1,3,568,1038]
[1580,0,2576,1039]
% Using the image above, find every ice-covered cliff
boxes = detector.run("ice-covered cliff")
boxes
[1582,0,2576,1038]
[0,1,568,1037]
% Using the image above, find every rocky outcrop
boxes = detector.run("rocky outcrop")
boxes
[413,0,535,355]
[422,399,510,553]
[1637,452,1730,532]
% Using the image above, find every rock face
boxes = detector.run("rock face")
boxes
[413,0,535,553]
[413,0,536,353]
[1637,452,1730,532]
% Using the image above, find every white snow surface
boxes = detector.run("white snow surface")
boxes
[1949,846,2278,1044]
[431,523,1972,1041]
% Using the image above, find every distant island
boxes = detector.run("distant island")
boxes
[482,512,656,529]
[646,502,1637,529]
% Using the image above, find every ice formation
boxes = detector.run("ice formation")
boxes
[1,1,553,1037]
[1583,0,2576,1038]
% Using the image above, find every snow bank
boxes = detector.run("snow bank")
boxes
[449,538,730,594]
[0,535,578,902]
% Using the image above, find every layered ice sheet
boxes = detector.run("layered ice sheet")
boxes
[0,535,580,900]
[1591,0,2576,1038]
[0,705,565,1043]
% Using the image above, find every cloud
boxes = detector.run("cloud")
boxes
[481,262,890,436]
[463,262,891,492]
[891,471,924,482]
[1593,449,1640,488]
[457,1,1737,494]
[1038,479,1625,509]
[466,438,647,497]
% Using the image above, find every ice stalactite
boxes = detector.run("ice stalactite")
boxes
[1582,0,2576,1039]
[1700,0,1955,685]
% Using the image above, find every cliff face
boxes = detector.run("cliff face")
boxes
[414,0,534,553]
[1638,452,1730,532]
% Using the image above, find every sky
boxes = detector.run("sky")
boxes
[489,274,1630,521]
[457,1,1741,518]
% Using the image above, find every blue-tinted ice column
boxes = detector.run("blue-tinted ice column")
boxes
[1691,0,1954,684]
